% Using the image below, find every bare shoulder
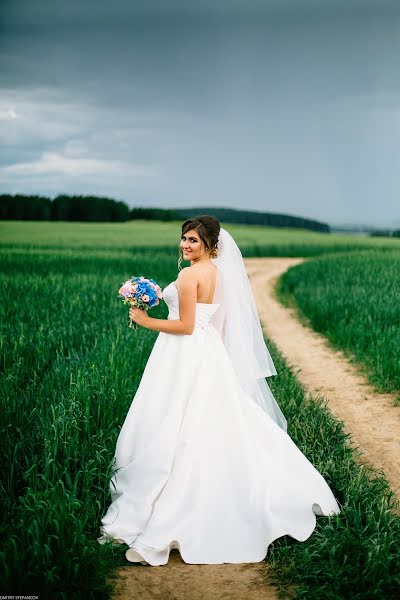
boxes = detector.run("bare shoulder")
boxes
[176,267,198,283]
[191,262,217,278]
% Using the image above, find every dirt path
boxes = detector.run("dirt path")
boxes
[109,551,286,599]
[245,257,400,498]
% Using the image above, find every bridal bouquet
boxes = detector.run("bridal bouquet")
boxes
[119,276,163,330]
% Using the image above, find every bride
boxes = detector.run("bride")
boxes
[98,215,341,566]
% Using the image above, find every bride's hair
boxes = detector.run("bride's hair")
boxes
[178,215,220,271]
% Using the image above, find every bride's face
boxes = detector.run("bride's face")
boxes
[180,229,207,262]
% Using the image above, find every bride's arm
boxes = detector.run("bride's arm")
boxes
[129,268,197,335]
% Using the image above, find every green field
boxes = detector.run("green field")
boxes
[278,249,400,400]
[1,248,171,597]
[1,221,400,598]
[1,219,399,256]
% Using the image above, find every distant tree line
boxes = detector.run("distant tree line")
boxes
[130,207,182,221]
[0,194,130,222]
[0,194,331,232]
[170,206,330,233]
[370,229,400,238]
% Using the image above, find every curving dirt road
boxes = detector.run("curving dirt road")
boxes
[245,257,400,498]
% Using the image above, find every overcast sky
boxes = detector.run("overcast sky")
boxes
[1,0,399,226]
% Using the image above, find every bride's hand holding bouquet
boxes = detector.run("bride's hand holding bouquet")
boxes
[118,276,162,330]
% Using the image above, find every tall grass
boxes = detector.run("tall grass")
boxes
[265,339,400,599]
[0,249,175,597]
[277,249,400,398]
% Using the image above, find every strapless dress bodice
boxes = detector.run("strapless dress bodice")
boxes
[162,281,221,330]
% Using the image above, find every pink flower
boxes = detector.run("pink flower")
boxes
[142,294,149,302]
[119,283,131,295]
[156,290,162,298]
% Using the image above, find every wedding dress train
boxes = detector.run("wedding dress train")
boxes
[98,280,341,565]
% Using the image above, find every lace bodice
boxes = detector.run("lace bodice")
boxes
[163,281,221,330]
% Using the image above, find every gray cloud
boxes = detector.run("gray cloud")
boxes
[1,1,399,226]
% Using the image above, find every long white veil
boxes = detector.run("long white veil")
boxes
[210,228,287,432]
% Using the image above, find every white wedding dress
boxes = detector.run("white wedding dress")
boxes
[98,279,341,565]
